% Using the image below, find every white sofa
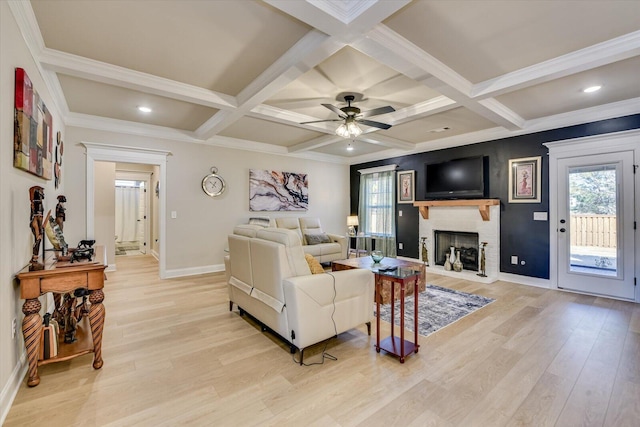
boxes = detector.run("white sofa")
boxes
[225,226,374,363]
[236,217,348,263]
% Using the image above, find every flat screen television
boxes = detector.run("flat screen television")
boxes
[425,156,486,199]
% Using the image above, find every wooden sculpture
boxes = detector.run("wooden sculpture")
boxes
[29,186,45,271]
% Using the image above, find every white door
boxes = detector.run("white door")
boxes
[556,151,635,300]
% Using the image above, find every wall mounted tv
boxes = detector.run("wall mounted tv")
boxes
[424,156,487,199]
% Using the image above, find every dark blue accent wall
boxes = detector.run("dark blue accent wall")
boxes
[350,114,640,279]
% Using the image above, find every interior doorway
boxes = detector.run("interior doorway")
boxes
[115,168,151,256]
[82,142,171,278]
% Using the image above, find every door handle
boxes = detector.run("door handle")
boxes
[559,228,566,233]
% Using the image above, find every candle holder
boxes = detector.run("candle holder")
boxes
[420,236,429,266]
[477,242,488,277]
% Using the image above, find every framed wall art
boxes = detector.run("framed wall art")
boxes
[249,169,308,211]
[397,170,415,204]
[508,156,541,203]
[14,68,53,180]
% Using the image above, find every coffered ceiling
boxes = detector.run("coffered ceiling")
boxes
[10,1,640,163]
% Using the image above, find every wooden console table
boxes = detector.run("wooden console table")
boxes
[16,247,106,387]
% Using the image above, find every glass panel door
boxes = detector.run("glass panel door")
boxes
[557,151,635,300]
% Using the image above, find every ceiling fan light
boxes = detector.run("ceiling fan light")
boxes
[335,123,349,138]
[347,121,362,137]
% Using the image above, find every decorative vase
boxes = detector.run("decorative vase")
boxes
[453,250,463,272]
[449,247,456,264]
[371,250,384,264]
[444,255,452,271]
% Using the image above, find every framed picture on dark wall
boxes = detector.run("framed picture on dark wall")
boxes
[397,170,415,203]
[508,156,541,203]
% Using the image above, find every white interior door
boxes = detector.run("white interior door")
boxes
[556,151,635,300]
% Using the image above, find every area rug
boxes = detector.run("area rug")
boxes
[377,285,495,337]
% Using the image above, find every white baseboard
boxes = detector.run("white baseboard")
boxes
[0,351,26,425]
[497,272,551,289]
[151,250,159,260]
[163,263,225,279]
[105,263,116,272]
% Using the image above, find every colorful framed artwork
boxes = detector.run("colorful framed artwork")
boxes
[508,156,541,203]
[249,169,308,211]
[397,170,415,204]
[14,68,53,180]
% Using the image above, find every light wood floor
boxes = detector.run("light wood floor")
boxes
[5,255,640,426]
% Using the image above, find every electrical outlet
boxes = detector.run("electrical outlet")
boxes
[171,211,177,219]
[511,255,518,265]
[12,318,17,340]
[398,243,403,250]
[398,210,403,217]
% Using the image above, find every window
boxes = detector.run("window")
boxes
[358,170,396,256]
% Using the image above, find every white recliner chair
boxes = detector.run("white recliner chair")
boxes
[225,226,374,363]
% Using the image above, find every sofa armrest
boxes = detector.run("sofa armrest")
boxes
[283,269,374,350]
[327,233,348,259]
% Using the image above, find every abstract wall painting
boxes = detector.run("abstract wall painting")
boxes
[249,169,308,211]
[14,68,53,180]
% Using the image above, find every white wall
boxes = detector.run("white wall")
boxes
[1,2,65,420]
[94,162,116,267]
[63,128,351,276]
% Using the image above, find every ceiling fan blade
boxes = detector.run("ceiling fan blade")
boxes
[357,119,392,130]
[300,119,342,124]
[321,103,347,118]
[359,105,395,118]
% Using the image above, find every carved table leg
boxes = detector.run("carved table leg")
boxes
[88,289,105,369]
[22,298,42,387]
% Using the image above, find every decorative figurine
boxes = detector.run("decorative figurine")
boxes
[420,236,429,266]
[70,239,95,263]
[55,195,66,231]
[477,242,488,277]
[29,186,45,270]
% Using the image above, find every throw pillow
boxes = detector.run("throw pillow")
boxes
[304,233,332,245]
[248,217,271,227]
[304,253,325,274]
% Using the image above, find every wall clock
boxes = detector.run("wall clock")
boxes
[202,167,226,197]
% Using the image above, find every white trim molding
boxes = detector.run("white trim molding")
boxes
[81,142,172,279]
[358,164,397,174]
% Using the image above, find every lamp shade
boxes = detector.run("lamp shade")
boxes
[347,215,359,226]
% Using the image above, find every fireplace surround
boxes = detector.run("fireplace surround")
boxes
[416,200,500,283]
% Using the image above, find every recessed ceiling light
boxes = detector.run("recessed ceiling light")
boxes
[429,126,451,133]
[583,85,602,93]
[138,106,152,113]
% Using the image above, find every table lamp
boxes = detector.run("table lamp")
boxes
[347,215,359,236]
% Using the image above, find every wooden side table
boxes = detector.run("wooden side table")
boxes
[375,267,420,363]
[16,247,107,387]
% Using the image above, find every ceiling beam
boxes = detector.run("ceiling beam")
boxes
[471,30,640,99]
[40,48,237,110]
[355,25,526,130]
[196,31,343,139]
